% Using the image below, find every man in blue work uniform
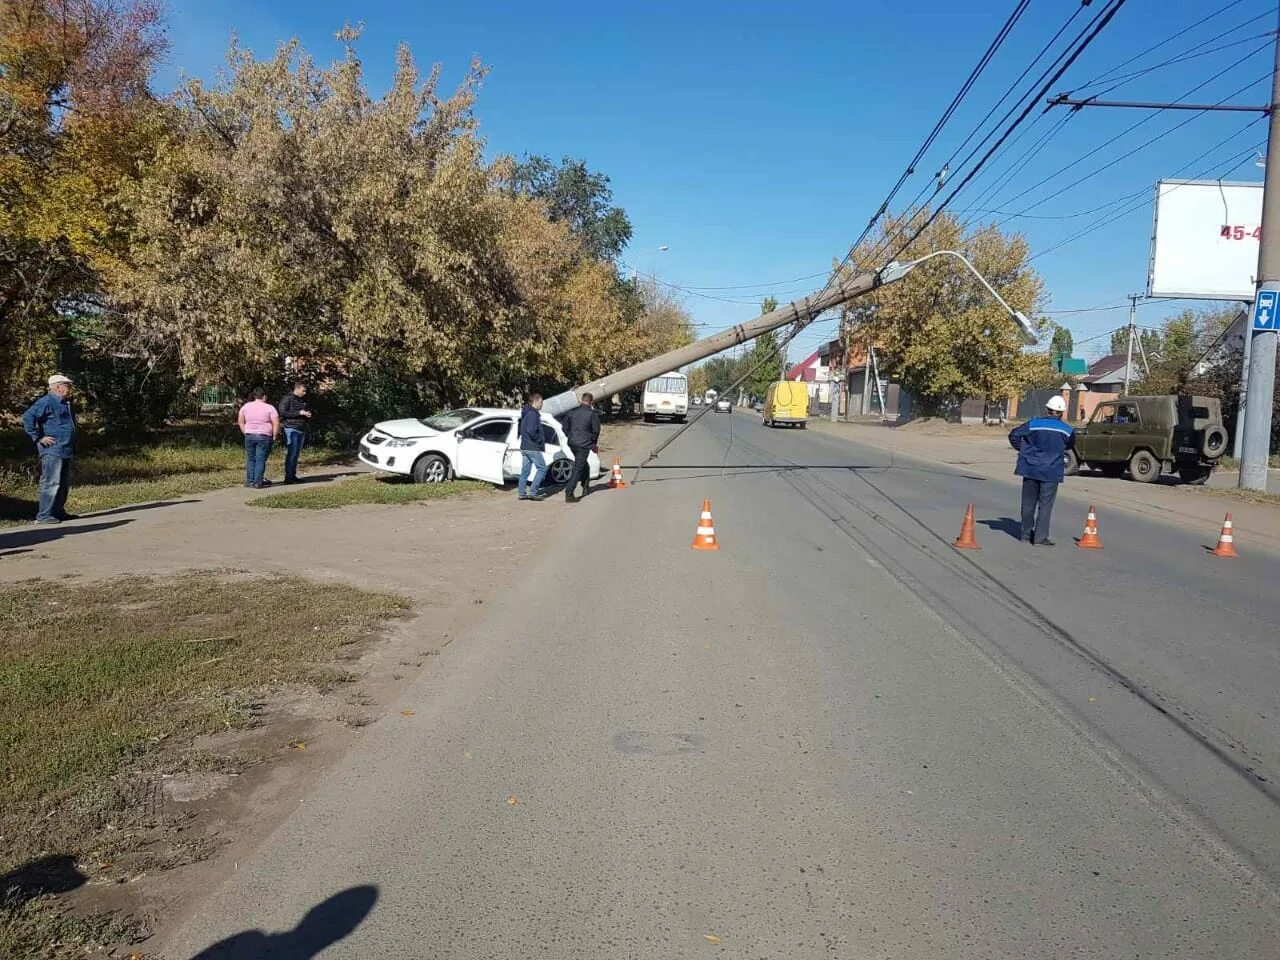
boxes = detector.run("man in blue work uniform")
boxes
[21,373,77,524]
[1008,394,1074,546]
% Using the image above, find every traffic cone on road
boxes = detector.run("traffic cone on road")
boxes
[691,499,720,551]
[607,457,627,489]
[1211,513,1238,558]
[1076,505,1103,549]
[952,503,980,550]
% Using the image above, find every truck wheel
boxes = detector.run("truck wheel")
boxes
[1178,465,1212,485]
[1064,449,1080,476]
[412,453,451,484]
[1128,449,1159,484]
[1201,425,1228,459]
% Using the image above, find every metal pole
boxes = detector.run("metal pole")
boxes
[1233,300,1253,459]
[1124,295,1136,396]
[1240,17,1280,491]
[861,340,872,417]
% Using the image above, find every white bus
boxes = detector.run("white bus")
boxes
[642,371,689,423]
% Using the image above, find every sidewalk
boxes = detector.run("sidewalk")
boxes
[808,419,1280,552]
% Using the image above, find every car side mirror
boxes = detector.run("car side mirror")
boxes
[455,429,469,439]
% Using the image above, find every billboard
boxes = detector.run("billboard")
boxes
[1147,179,1262,301]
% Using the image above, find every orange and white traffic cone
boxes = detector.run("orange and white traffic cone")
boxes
[1076,505,1103,549]
[952,503,980,550]
[1211,513,1238,558]
[607,457,627,489]
[691,499,720,551]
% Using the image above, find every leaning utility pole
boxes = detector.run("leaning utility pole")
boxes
[543,267,893,417]
[1240,22,1280,492]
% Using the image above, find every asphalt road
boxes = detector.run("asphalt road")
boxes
[167,413,1280,959]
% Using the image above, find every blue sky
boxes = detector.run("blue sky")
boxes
[160,0,1274,362]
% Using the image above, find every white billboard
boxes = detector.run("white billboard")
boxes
[1147,179,1262,301]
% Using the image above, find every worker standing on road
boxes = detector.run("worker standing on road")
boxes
[517,392,549,501]
[1008,395,1075,546]
[559,392,600,503]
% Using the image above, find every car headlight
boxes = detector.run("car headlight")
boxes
[384,438,416,448]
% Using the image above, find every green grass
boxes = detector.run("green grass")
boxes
[0,422,349,526]
[252,475,490,509]
[0,573,406,960]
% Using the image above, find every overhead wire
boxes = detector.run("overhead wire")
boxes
[885,0,1132,264]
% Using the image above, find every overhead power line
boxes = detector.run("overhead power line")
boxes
[886,0,1132,264]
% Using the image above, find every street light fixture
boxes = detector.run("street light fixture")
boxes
[878,250,1039,346]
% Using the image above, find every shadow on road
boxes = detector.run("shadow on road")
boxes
[0,518,134,556]
[977,516,1024,541]
[188,885,379,960]
[0,854,86,904]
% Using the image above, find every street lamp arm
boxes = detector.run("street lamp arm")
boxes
[887,249,1039,346]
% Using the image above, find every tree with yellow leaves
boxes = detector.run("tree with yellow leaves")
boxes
[844,210,1048,415]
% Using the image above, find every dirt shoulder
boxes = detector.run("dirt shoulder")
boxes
[0,423,650,957]
[808,419,1280,552]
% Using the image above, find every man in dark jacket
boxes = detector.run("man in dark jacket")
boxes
[21,374,77,524]
[1008,395,1075,545]
[277,381,312,484]
[517,393,549,500]
[558,392,600,503]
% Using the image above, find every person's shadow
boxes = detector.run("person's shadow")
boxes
[188,885,378,959]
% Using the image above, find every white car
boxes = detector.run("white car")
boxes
[358,408,602,486]
[715,399,732,413]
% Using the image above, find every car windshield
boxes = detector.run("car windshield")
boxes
[420,409,481,431]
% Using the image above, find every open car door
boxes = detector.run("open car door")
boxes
[454,418,515,484]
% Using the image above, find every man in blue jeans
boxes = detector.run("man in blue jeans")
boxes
[21,374,77,524]
[517,393,549,501]
[1008,395,1075,546]
[277,381,312,484]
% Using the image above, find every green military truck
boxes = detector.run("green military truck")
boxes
[1065,395,1229,485]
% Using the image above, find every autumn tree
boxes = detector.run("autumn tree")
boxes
[843,210,1047,414]
[505,155,632,262]
[0,0,166,406]
[112,29,687,416]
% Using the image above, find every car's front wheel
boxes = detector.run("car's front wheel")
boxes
[411,453,451,484]
[1064,449,1080,476]
[546,457,574,487]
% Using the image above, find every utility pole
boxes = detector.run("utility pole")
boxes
[1124,294,1138,396]
[1240,19,1280,492]
[1233,300,1253,459]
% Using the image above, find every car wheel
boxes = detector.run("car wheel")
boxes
[1201,425,1228,459]
[1064,449,1080,476]
[411,453,451,484]
[1178,465,1212,485]
[1128,449,1159,484]
[546,457,574,486]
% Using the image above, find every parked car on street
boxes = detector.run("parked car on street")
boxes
[715,398,732,413]
[1066,395,1228,484]
[358,408,602,486]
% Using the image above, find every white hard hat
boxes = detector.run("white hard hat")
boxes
[1045,395,1067,413]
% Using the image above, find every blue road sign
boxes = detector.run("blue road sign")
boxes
[1253,290,1278,331]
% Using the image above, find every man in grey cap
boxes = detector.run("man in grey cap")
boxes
[21,374,77,524]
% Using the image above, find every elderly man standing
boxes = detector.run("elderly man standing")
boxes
[21,374,77,524]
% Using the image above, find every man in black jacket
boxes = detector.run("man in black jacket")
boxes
[516,393,549,500]
[277,381,312,484]
[558,392,600,503]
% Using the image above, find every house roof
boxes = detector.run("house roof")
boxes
[1082,354,1137,385]
[786,349,822,381]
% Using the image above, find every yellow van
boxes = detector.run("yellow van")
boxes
[763,380,809,428]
